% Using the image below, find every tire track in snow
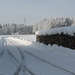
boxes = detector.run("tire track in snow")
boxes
[10,41,35,75]
[26,68,35,75]
[9,41,26,75]
[4,39,26,75]
[12,41,75,75]
[0,38,5,58]
[5,39,20,68]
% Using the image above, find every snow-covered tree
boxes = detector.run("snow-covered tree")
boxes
[33,17,75,33]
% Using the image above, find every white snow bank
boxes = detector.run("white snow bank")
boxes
[8,37,33,46]
[36,26,75,36]
[8,37,75,56]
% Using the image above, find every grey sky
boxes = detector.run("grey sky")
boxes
[0,0,75,25]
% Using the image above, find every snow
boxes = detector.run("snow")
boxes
[0,34,75,75]
[12,34,36,42]
[36,26,75,36]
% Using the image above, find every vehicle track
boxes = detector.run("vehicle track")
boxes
[5,41,35,75]
[0,38,35,75]
[27,69,35,75]
[11,41,75,75]
[10,41,35,75]
[13,43,26,75]
[4,39,25,75]
[0,38,5,58]
[4,40,20,68]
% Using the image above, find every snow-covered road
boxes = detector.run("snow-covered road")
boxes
[0,37,28,75]
[0,37,4,58]
[0,36,75,75]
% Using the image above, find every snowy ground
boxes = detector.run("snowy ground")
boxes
[0,35,75,75]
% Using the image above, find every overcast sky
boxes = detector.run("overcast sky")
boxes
[0,0,75,25]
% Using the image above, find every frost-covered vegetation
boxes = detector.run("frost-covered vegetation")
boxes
[0,17,75,35]
[33,17,75,33]
[0,24,33,35]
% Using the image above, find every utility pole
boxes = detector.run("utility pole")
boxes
[24,18,26,26]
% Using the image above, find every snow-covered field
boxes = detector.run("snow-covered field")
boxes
[0,34,36,42]
[0,34,75,75]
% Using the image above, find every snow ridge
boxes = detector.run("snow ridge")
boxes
[36,26,75,36]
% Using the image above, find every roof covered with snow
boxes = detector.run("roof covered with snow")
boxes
[36,26,75,36]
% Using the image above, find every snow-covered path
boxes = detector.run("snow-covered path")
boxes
[0,37,27,75]
[0,36,75,75]
[9,41,69,75]
[0,37,4,58]
[7,37,75,75]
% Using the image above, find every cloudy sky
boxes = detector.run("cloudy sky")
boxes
[0,0,75,25]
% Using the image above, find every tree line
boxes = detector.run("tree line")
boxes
[0,23,33,35]
[33,17,75,33]
[0,17,75,35]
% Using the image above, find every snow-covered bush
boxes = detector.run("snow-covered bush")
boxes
[36,26,75,49]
